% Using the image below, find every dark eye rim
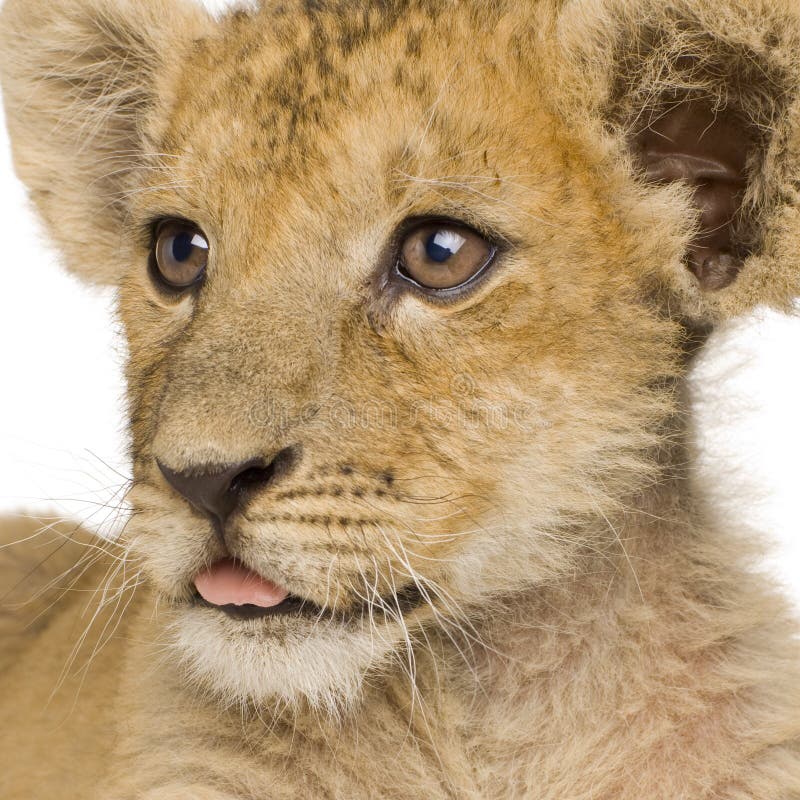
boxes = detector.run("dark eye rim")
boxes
[390,216,502,299]
[148,217,210,295]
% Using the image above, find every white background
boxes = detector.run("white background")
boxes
[0,0,798,614]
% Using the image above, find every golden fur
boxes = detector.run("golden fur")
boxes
[1,0,800,796]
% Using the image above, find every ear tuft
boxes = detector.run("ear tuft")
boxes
[0,0,213,284]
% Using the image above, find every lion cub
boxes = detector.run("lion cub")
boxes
[2,0,800,797]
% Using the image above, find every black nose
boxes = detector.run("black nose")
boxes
[157,448,295,530]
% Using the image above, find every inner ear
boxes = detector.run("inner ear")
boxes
[633,100,756,291]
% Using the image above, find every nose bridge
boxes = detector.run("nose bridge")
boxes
[153,288,337,469]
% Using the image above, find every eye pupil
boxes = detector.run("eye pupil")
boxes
[426,230,466,263]
[171,232,194,263]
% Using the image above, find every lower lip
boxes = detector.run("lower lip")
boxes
[191,583,426,621]
[193,595,311,620]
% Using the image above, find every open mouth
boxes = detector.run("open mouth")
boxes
[190,558,425,622]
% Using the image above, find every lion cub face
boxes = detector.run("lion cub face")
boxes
[5,0,799,712]
[115,5,673,711]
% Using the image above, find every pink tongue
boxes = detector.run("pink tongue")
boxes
[194,559,289,608]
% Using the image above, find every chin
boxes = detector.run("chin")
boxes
[167,603,399,717]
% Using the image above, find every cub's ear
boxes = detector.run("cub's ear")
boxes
[557,0,800,326]
[0,0,213,284]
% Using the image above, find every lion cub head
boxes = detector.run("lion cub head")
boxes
[2,0,800,713]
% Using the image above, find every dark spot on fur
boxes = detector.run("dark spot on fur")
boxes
[406,29,423,58]
[381,471,395,486]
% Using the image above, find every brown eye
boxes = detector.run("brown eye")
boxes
[398,223,496,291]
[153,220,209,289]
